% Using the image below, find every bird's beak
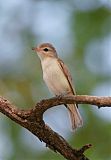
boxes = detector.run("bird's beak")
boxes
[32,47,36,51]
[32,47,40,52]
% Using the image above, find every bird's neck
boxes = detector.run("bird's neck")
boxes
[41,57,57,70]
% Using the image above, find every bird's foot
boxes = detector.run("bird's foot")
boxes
[56,93,67,100]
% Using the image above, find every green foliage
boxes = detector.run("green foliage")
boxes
[0,1,111,160]
[74,7,111,51]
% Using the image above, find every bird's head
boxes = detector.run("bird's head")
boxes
[32,43,58,60]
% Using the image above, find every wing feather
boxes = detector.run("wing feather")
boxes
[57,58,76,95]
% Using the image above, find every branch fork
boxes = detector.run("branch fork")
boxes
[0,95,111,160]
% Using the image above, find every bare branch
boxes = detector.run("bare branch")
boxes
[36,95,111,113]
[1,95,110,160]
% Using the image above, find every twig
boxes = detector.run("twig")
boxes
[35,95,111,113]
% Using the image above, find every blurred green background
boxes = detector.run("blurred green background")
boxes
[0,0,111,160]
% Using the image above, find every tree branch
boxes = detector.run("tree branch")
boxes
[37,95,111,113]
[0,95,111,160]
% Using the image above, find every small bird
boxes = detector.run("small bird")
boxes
[32,43,83,130]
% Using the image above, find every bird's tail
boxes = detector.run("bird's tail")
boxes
[66,104,83,131]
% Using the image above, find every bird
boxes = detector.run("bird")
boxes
[32,43,83,130]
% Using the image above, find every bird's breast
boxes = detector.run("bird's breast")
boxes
[41,58,70,95]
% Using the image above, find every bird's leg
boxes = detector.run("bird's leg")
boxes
[55,94,63,100]
[56,91,71,100]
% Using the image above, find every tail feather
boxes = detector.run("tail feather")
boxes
[66,104,83,130]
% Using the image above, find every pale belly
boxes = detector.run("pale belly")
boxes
[42,59,70,95]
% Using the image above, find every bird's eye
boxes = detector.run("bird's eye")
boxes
[43,48,49,52]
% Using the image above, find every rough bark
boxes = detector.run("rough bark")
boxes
[0,95,111,160]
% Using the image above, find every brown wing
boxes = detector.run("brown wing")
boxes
[57,59,80,126]
[57,58,76,95]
